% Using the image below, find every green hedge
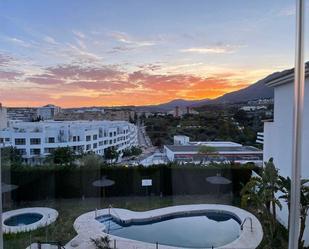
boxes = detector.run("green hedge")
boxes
[2,163,256,201]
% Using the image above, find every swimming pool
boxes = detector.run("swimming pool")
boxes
[97,211,241,248]
[74,204,263,249]
[2,207,59,233]
[4,213,43,226]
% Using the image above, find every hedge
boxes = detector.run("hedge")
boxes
[2,163,257,202]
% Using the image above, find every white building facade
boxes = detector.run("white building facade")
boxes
[263,64,309,244]
[37,104,61,120]
[165,136,263,165]
[0,120,138,164]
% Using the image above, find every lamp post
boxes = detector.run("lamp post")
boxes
[0,146,3,249]
[289,0,305,248]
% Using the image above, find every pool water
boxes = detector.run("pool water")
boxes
[4,213,43,226]
[98,212,241,248]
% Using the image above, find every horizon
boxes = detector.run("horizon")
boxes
[1,0,308,107]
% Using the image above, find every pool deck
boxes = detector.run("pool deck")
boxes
[2,207,58,234]
[68,204,263,249]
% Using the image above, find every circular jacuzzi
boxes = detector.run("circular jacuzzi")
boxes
[3,207,58,233]
[4,213,43,226]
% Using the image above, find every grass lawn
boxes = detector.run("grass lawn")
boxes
[4,194,233,249]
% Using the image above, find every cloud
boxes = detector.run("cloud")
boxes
[72,30,85,39]
[65,43,102,63]
[0,70,22,80]
[43,36,58,45]
[0,53,15,67]
[138,63,162,72]
[6,37,32,47]
[3,60,258,107]
[109,31,156,47]
[180,44,242,54]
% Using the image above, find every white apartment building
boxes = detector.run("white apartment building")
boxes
[37,104,61,120]
[263,62,309,244]
[0,120,138,164]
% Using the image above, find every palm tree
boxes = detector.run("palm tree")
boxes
[279,176,309,248]
[91,236,112,249]
[241,158,282,246]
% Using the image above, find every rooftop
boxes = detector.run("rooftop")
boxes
[165,145,261,153]
[264,61,309,87]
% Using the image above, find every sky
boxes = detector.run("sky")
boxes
[0,0,307,107]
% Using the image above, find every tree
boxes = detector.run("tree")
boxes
[0,146,23,166]
[241,158,282,246]
[198,146,218,162]
[279,176,309,248]
[104,147,119,162]
[123,146,143,157]
[48,147,75,165]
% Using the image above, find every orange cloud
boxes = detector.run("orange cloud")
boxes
[0,63,254,107]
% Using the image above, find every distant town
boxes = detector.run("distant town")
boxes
[0,97,273,167]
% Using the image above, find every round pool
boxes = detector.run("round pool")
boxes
[2,207,58,233]
[4,213,43,226]
[99,212,240,248]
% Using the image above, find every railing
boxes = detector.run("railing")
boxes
[37,241,65,249]
[108,204,123,222]
[240,217,253,232]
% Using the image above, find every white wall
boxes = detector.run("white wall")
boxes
[263,78,309,244]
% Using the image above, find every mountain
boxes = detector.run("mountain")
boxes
[138,80,273,112]
[209,76,274,104]
[135,98,211,112]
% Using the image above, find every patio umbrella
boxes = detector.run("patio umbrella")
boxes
[92,176,115,198]
[206,175,232,185]
[1,183,18,193]
[206,174,231,197]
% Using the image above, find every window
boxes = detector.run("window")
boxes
[15,138,26,145]
[44,148,55,154]
[30,138,41,145]
[1,1,306,249]
[48,137,55,143]
[17,148,26,155]
[30,148,40,155]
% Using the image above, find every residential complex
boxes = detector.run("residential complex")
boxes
[0,120,138,164]
[164,135,263,165]
[7,104,61,121]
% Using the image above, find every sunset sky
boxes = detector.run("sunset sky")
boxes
[0,0,307,107]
